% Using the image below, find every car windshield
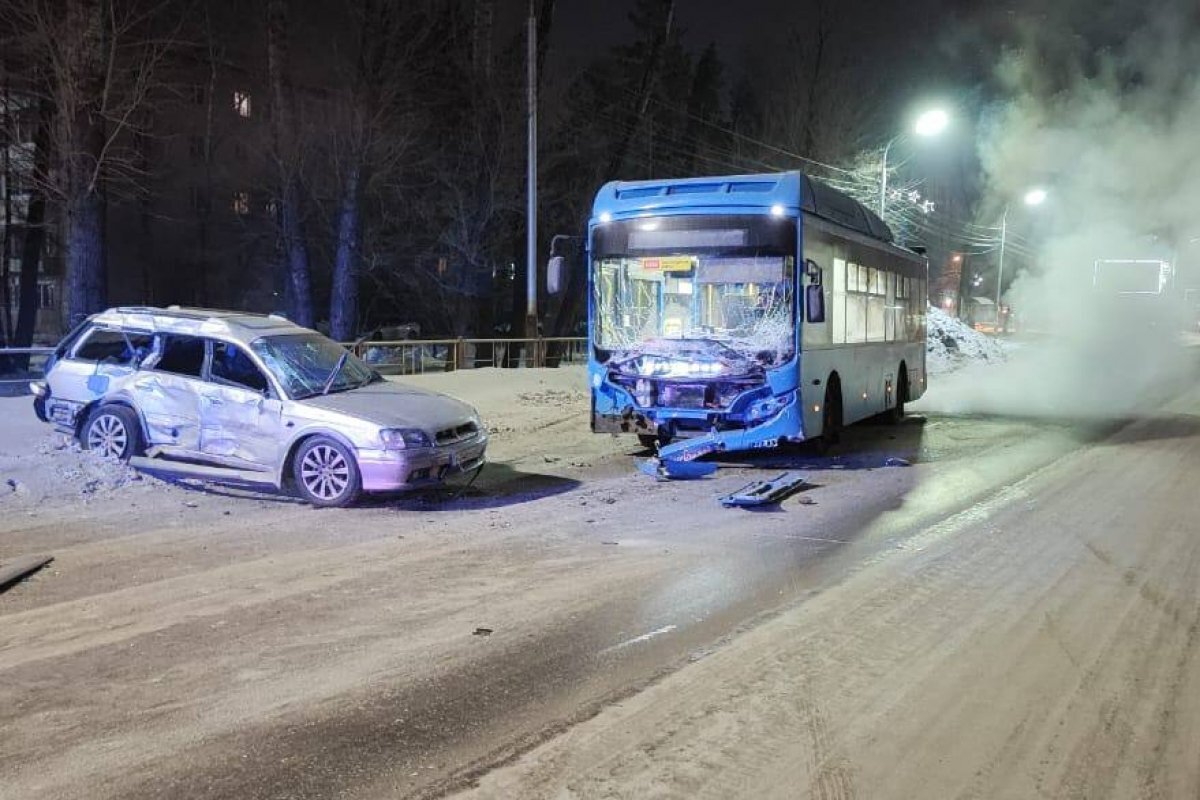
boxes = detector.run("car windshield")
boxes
[251,333,378,399]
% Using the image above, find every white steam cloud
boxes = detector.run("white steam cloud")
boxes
[920,2,1200,418]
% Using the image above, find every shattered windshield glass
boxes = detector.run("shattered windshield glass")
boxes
[593,254,795,364]
[591,214,797,366]
[252,333,377,399]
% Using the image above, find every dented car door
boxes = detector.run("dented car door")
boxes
[136,335,207,451]
[198,341,283,468]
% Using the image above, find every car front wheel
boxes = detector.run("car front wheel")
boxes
[292,436,362,508]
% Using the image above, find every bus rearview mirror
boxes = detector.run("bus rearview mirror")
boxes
[806,284,826,324]
[547,256,565,295]
[805,258,823,285]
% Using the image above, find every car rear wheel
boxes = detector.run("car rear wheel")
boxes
[293,436,362,508]
[83,405,142,461]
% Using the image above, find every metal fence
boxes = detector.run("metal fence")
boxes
[0,337,588,394]
[349,337,588,375]
[0,347,54,394]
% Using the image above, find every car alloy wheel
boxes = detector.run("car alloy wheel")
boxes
[87,412,130,459]
[299,443,352,502]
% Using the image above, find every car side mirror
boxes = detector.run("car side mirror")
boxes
[547,256,565,295]
[806,284,825,324]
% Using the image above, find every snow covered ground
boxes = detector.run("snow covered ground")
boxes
[925,306,1011,375]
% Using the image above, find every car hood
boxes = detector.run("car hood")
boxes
[299,381,478,433]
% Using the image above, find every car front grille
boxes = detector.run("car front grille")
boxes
[435,420,479,445]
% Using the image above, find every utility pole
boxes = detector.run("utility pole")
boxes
[996,205,1008,332]
[525,1,538,353]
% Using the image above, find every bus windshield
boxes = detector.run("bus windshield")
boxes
[592,215,797,365]
[593,255,795,363]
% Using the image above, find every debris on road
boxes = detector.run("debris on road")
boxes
[473,627,494,636]
[638,458,719,480]
[0,554,54,593]
[719,472,808,507]
[884,457,912,467]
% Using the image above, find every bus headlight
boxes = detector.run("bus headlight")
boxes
[747,393,792,422]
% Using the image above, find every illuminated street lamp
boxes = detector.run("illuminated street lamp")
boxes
[996,187,1049,325]
[1023,187,1047,206]
[879,108,949,217]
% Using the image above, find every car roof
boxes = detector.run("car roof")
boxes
[90,306,310,346]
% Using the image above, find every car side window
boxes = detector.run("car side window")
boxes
[155,335,206,378]
[73,328,153,364]
[210,341,269,394]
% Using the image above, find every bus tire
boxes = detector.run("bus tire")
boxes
[888,366,908,424]
[818,380,842,453]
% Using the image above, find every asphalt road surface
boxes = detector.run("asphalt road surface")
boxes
[3,368,1199,799]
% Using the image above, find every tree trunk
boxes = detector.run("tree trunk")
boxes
[330,163,362,341]
[267,0,314,328]
[61,0,109,326]
[64,189,105,325]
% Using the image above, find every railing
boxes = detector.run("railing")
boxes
[0,337,590,394]
[348,337,588,375]
[0,347,54,395]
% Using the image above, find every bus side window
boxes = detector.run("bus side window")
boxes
[832,257,847,343]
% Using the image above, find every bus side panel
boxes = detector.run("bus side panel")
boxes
[800,216,928,435]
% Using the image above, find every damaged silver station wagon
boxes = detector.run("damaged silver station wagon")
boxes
[30,307,488,507]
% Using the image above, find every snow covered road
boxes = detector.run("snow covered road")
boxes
[2,364,1199,799]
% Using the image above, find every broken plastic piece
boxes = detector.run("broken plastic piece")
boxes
[719,472,807,507]
[884,457,911,467]
[639,458,719,480]
[656,430,727,463]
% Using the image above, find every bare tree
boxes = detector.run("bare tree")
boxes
[0,0,176,327]
[328,0,423,341]
[266,0,313,327]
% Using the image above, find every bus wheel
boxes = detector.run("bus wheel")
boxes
[888,370,908,424]
[818,383,842,453]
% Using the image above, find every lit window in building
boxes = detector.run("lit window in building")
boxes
[233,91,251,118]
[232,191,250,215]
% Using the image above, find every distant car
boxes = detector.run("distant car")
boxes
[30,307,487,507]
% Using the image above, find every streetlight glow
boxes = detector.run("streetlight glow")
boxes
[913,108,949,138]
[879,107,950,216]
[1023,188,1047,206]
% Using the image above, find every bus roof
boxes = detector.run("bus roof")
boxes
[592,171,895,245]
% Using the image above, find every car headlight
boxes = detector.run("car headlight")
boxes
[380,428,432,449]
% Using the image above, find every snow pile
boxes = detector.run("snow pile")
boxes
[926,306,1009,374]
[0,421,180,511]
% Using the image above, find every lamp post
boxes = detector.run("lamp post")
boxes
[879,108,949,217]
[995,187,1047,331]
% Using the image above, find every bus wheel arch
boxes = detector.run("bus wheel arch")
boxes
[890,361,909,423]
[819,373,843,450]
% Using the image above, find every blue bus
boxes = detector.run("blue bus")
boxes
[580,171,928,457]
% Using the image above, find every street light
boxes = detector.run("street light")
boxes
[996,188,1049,328]
[1023,187,1047,207]
[879,108,949,217]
